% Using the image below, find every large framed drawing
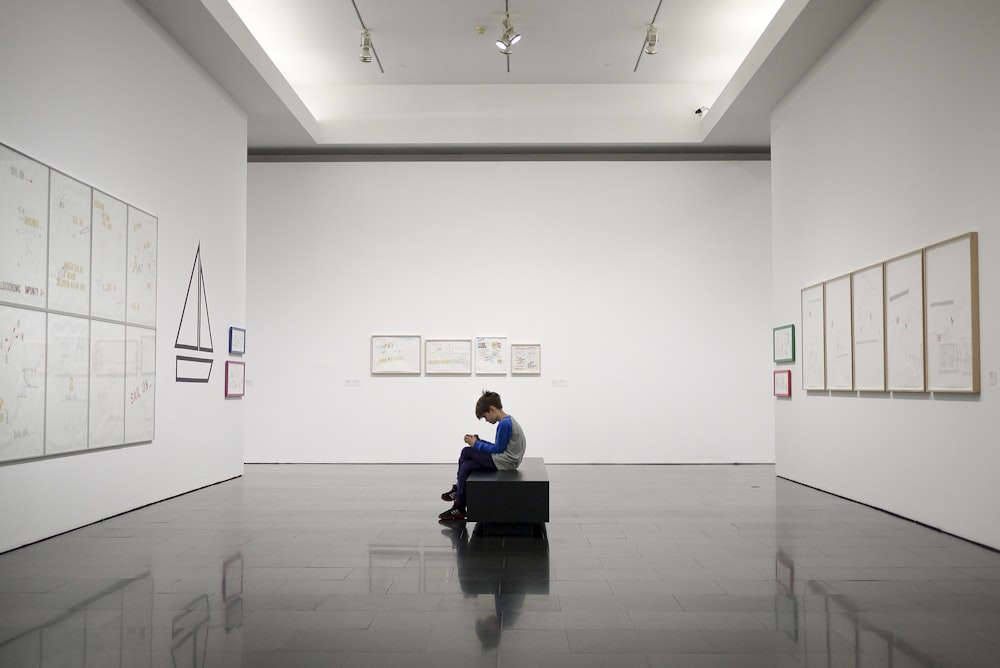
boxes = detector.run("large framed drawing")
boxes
[475,336,508,375]
[0,305,46,462]
[0,144,49,309]
[511,343,541,375]
[824,274,853,391]
[851,263,886,391]
[885,250,925,392]
[924,232,980,393]
[91,190,128,321]
[800,283,825,390]
[45,313,90,455]
[126,206,158,328]
[48,171,92,316]
[425,339,472,375]
[371,335,421,375]
[124,326,156,443]
[90,320,126,449]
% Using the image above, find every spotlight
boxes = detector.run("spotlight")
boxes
[644,25,658,55]
[496,15,521,54]
[359,30,372,63]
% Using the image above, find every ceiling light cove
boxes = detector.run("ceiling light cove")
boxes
[216,0,796,146]
[226,0,345,89]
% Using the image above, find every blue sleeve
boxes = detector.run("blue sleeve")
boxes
[475,418,511,454]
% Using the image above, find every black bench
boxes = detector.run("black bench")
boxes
[466,457,549,525]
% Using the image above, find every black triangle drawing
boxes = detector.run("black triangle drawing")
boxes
[175,244,214,383]
[175,243,214,352]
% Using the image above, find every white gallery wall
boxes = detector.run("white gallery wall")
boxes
[0,0,247,552]
[771,0,1000,549]
[246,159,773,464]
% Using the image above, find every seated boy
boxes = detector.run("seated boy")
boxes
[439,390,526,521]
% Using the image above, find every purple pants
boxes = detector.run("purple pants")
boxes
[455,446,496,508]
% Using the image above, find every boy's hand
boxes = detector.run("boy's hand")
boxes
[464,434,477,445]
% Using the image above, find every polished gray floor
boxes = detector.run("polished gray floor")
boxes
[1,464,999,667]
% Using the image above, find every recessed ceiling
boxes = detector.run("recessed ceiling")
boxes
[136,0,875,152]
[225,0,781,87]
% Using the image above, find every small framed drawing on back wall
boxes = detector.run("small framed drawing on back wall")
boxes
[425,339,472,375]
[371,335,421,375]
[474,336,507,375]
[511,343,541,375]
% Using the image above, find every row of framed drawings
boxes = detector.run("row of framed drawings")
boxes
[797,231,980,393]
[371,336,541,376]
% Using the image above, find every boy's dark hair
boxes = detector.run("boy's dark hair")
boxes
[475,390,502,418]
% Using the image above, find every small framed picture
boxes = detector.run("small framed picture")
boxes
[773,324,794,363]
[229,327,246,355]
[511,343,541,375]
[225,360,245,398]
[774,369,792,398]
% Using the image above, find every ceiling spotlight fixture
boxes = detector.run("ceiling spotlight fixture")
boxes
[496,15,521,54]
[634,0,664,72]
[359,30,372,63]
[644,25,658,55]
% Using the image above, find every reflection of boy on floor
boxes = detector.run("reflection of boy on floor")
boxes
[440,522,527,649]
[439,390,526,521]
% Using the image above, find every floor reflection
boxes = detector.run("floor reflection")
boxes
[2,465,999,665]
[775,477,1000,667]
[171,594,210,668]
[447,523,550,649]
[368,521,551,652]
[774,556,943,667]
[0,574,153,667]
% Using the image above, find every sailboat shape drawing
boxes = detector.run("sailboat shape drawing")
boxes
[175,243,214,382]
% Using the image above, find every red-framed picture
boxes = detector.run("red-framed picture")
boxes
[774,369,792,398]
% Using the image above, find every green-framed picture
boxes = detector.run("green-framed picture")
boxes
[773,324,795,363]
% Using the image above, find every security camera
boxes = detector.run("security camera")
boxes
[694,106,710,117]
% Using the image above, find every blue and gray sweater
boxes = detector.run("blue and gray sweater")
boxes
[473,415,526,470]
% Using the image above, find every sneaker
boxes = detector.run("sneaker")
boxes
[441,486,457,502]
[438,506,467,521]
